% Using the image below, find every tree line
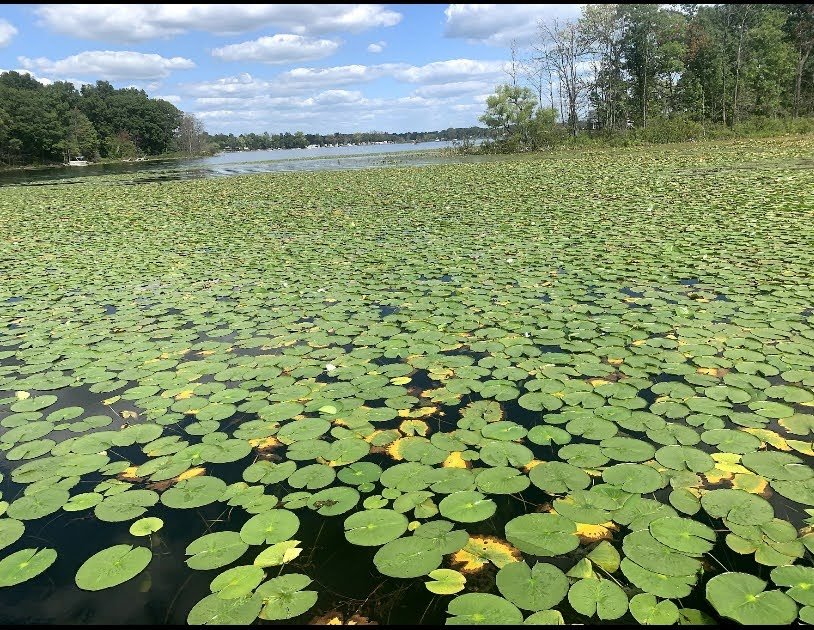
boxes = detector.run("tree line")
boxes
[479,3,814,151]
[205,127,487,152]
[0,71,192,166]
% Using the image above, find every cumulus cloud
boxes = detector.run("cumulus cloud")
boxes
[35,4,402,43]
[153,94,181,104]
[194,88,479,134]
[444,3,582,46]
[180,58,508,102]
[412,80,492,98]
[212,34,339,64]
[367,41,386,53]
[391,58,505,84]
[18,50,195,81]
[0,19,17,47]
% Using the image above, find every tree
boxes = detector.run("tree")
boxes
[580,4,627,131]
[479,84,538,149]
[58,108,99,160]
[537,17,592,136]
[104,130,137,159]
[176,112,207,156]
[784,4,814,116]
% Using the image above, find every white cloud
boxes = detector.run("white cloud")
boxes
[194,88,480,134]
[277,64,394,89]
[412,80,491,98]
[18,50,195,81]
[153,94,181,104]
[392,59,506,85]
[0,19,17,47]
[0,68,53,85]
[180,58,508,103]
[367,41,386,53]
[444,3,582,46]
[212,34,339,64]
[35,4,401,43]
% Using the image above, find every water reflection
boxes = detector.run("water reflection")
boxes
[0,141,487,187]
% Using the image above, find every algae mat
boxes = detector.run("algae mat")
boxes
[0,137,813,624]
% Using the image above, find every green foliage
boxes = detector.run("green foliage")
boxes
[0,73,182,166]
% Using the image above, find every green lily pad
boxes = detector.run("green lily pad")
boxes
[529,461,590,494]
[0,547,57,587]
[620,558,696,599]
[210,565,265,599]
[0,519,25,552]
[129,517,163,536]
[439,491,496,523]
[161,476,227,509]
[343,509,408,546]
[567,578,628,620]
[240,510,300,545]
[649,517,716,555]
[496,561,569,611]
[186,532,248,570]
[446,592,524,625]
[75,544,151,591]
[706,572,797,625]
[426,568,466,595]
[256,573,318,620]
[602,463,664,493]
[622,531,703,577]
[187,593,263,625]
[373,536,442,578]
[770,565,814,606]
[629,593,679,625]
[504,513,579,556]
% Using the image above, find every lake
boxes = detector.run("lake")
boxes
[0,141,473,187]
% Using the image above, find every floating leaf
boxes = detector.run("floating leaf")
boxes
[446,592,523,625]
[629,593,679,625]
[75,544,151,591]
[439,491,496,523]
[343,509,408,546]
[210,565,265,600]
[567,578,628,620]
[425,568,466,595]
[505,514,578,556]
[0,519,25,552]
[495,561,568,611]
[0,548,56,587]
[253,540,302,568]
[706,572,797,625]
[187,593,263,625]
[770,565,814,606]
[256,573,318,620]
[129,517,163,536]
[373,536,442,578]
[649,517,715,555]
[240,510,300,545]
[186,532,249,570]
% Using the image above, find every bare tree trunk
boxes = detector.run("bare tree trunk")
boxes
[795,46,811,117]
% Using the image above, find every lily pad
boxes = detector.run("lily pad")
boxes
[496,561,568,611]
[706,572,797,625]
[75,544,151,591]
[446,592,524,625]
[0,547,56,587]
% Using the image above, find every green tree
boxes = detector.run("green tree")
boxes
[57,108,99,160]
[479,84,538,149]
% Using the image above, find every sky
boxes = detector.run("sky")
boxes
[0,4,582,135]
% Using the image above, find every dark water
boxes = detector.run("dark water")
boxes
[0,142,485,188]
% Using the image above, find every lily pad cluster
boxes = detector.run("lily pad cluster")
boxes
[0,136,813,624]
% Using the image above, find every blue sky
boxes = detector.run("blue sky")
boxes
[0,4,581,134]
